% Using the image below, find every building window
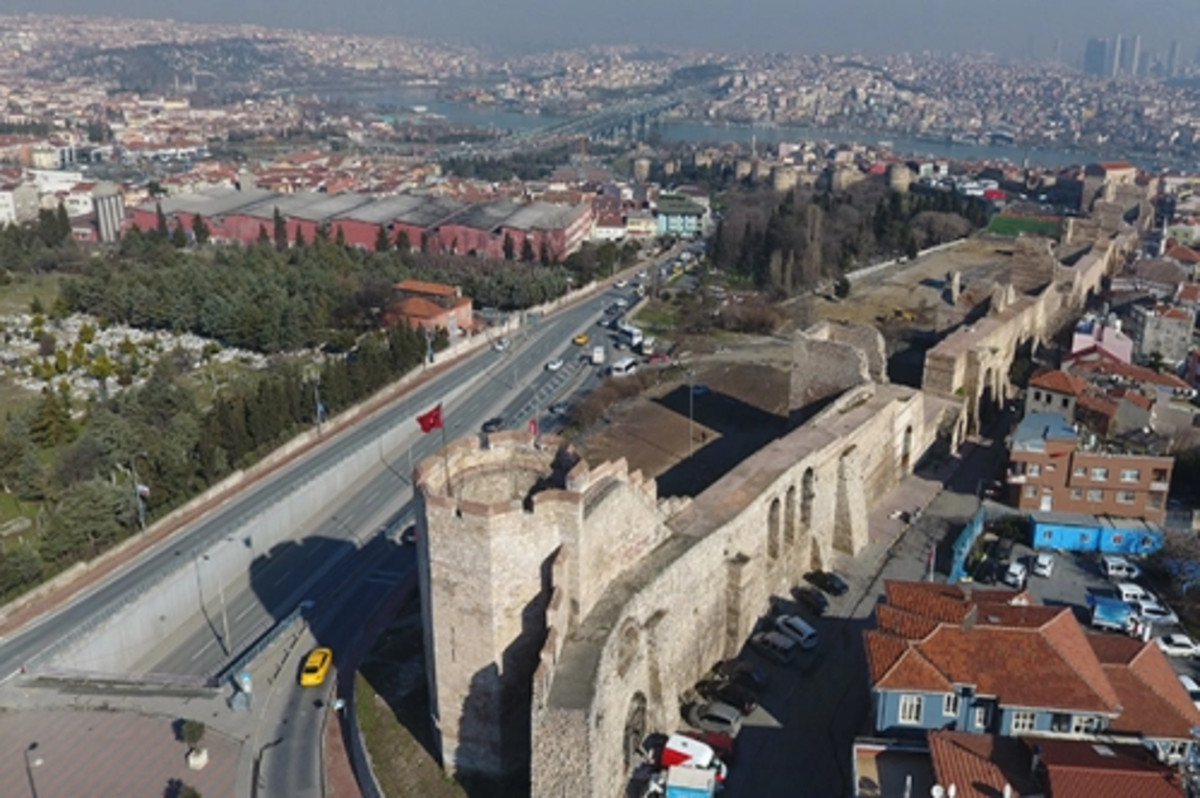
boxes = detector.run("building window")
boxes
[1091,467,1109,481]
[1117,491,1136,504]
[1070,488,1083,500]
[899,695,923,725]
[1148,493,1165,510]
[1033,390,1042,401]
[1051,713,1071,733]
[1073,466,1087,477]
[1163,740,1189,760]
[974,705,990,731]
[1024,486,1038,498]
[1087,489,1104,502]
[1111,533,1124,545]
[1072,716,1099,734]
[1042,530,1054,541]
[943,693,960,717]
[1011,710,1036,733]
[1061,397,1069,409]
[1028,464,1041,477]
[1152,469,1169,482]
[1120,469,1141,483]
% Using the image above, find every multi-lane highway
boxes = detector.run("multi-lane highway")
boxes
[0,261,656,685]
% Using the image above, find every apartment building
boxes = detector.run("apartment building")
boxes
[1007,412,1172,523]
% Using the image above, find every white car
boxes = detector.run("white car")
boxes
[545,358,563,372]
[1180,674,1200,711]
[1156,634,1200,658]
[1136,599,1179,627]
[492,338,510,352]
[615,279,628,288]
[614,298,629,308]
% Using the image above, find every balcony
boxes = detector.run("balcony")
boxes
[1150,481,1170,492]
[1007,474,1027,485]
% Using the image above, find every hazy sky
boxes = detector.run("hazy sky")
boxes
[14,1,1200,59]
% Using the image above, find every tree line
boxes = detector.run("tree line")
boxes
[60,225,579,354]
[709,180,988,295]
[0,323,443,603]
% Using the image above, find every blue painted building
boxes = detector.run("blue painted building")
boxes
[865,581,1199,763]
[1029,511,1163,555]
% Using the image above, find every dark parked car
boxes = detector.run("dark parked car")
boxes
[710,659,768,694]
[791,586,829,615]
[400,525,417,545]
[696,679,758,715]
[805,570,849,597]
[481,417,504,433]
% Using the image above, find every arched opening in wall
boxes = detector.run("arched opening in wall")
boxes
[623,692,648,775]
[784,486,796,546]
[767,497,781,560]
[833,446,857,554]
[901,425,913,471]
[801,468,815,529]
[616,618,640,679]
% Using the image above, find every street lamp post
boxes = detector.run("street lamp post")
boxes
[687,369,695,460]
[199,552,231,656]
[24,742,42,798]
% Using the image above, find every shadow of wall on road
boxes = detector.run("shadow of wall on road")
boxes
[652,384,787,499]
[246,534,362,628]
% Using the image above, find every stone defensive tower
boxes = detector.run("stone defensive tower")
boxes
[415,433,579,779]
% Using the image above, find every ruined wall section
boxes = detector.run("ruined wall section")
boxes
[789,322,875,423]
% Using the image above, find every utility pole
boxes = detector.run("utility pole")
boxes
[198,552,231,656]
[687,369,696,460]
[313,377,324,434]
[130,452,150,534]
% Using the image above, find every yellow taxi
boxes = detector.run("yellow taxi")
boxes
[573,333,590,346]
[299,647,333,687]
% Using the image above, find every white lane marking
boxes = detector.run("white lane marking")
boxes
[191,639,214,661]
[271,570,293,588]
[235,604,256,622]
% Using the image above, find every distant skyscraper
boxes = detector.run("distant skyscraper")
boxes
[1084,37,1108,77]
[1167,40,1181,77]
[1110,35,1124,77]
[1128,34,1141,76]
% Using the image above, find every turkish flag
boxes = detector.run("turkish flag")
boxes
[528,417,539,436]
[416,404,443,433]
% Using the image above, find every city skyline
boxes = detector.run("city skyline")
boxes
[3,2,1199,57]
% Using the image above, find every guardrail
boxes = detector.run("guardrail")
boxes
[30,667,215,691]
[214,600,311,686]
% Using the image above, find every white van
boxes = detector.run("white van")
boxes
[1033,552,1055,578]
[1102,556,1141,581]
[611,356,638,377]
[1117,582,1152,604]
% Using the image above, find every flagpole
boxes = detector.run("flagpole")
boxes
[438,407,454,499]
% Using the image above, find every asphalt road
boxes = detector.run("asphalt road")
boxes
[0,271,649,682]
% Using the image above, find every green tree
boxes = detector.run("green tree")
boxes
[272,207,287,251]
[30,296,44,315]
[78,322,96,344]
[374,225,391,253]
[335,226,346,247]
[16,448,45,500]
[192,213,211,246]
[181,718,206,751]
[521,237,535,263]
[41,478,132,563]
[503,232,515,261]
[834,275,852,298]
[29,389,73,446]
[55,203,71,243]
[171,221,188,249]
[395,229,411,252]
[156,203,169,239]
[257,224,270,246]
[294,227,306,248]
[0,541,44,599]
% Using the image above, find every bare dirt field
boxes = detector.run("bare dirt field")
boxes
[784,238,1013,333]
[574,343,791,498]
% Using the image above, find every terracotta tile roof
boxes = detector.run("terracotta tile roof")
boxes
[1098,161,1136,171]
[868,584,1120,714]
[394,279,459,297]
[393,296,447,320]
[927,731,1039,798]
[1090,637,1200,739]
[868,634,954,693]
[1076,392,1119,418]
[1036,737,1185,798]
[863,630,908,684]
[883,581,973,623]
[970,588,1035,606]
[1030,369,1088,397]
[1111,388,1154,411]
[1165,246,1200,264]
[1065,349,1191,390]
[1178,283,1200,302]
[874,604,940,640]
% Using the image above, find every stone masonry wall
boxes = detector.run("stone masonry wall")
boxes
[531,385,931,797]
[789,323,877,423]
